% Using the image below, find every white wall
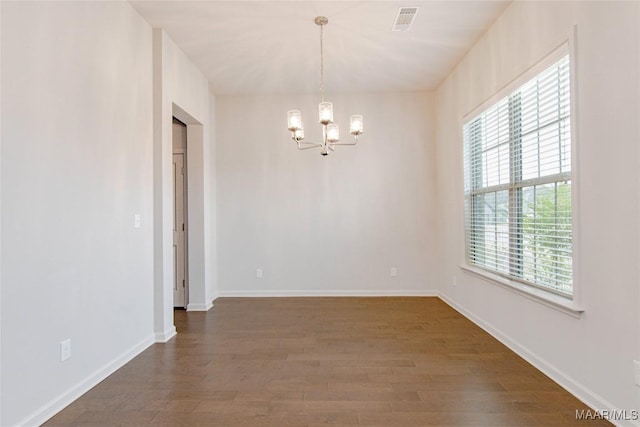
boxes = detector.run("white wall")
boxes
[215,92,437,296]
[1,2,155,425]
[152,30,215,339]
[435,1,640,421]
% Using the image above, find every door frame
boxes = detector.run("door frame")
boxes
[172,105,208,312]
[172,119,188,309]
[153,101,210,342]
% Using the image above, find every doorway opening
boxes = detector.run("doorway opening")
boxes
[172,117,188,309]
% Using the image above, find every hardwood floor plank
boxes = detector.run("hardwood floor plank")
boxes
[44,297,610,426]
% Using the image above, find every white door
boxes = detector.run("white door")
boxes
[173,152,187,308]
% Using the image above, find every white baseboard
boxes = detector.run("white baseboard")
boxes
[216,289,439,298]
[438,293,634,427]
[154,326,176,343]
[18,334,155,427]
[186,300,214,311]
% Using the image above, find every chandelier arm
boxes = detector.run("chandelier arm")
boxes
[298,144,320,150]
[296,141,322,147]
[332,135,360,146]
[294,138,322,150]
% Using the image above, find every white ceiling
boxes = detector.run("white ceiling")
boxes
[130,1,510,95]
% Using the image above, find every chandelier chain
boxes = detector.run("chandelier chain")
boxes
[319,22,324,102]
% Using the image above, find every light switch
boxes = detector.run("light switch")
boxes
[60,339,71,362]
[134,214,141,229]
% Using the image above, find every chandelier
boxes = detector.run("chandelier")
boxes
[287,16,364,156]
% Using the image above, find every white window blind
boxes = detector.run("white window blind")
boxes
[463,54,572,296]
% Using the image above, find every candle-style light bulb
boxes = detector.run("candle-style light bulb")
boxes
[287,110,302,131]
[326,124,339,143]
[319,102,333,125]
[350,115,363,135]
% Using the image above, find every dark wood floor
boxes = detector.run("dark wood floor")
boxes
[45,297,609,426]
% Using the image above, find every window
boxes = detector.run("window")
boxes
[463,52,572,297]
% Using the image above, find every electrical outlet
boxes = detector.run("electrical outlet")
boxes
[60,339,71,362]
[452,276,457,287]
[634,360,640,386]
[390,267,397,278]
[256,268,263,279]
[134,214,141,229]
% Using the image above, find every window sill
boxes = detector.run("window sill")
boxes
[459,264,584,318]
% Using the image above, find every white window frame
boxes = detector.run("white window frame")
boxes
[460,38,583,318]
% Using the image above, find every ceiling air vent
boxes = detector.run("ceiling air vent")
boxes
[392,7,419,32]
